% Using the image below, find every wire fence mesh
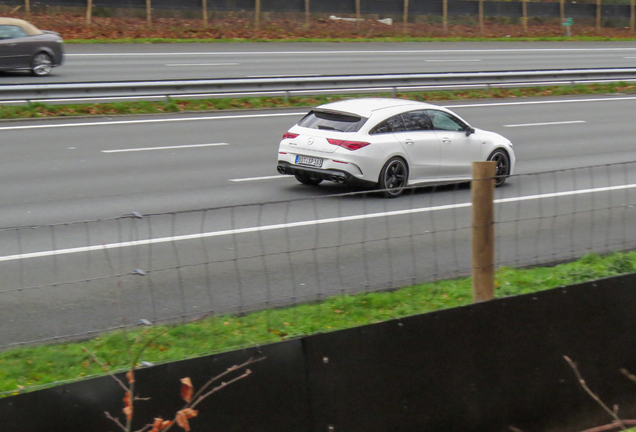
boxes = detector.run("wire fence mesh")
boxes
[1,161,636,357]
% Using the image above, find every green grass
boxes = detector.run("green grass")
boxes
[2,82,635,120]
[65,36,636,44]
[1,251,635,397]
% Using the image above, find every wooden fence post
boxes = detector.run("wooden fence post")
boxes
[479,0,484,33]
[560,0,565,35]
[146,0,152,28]
[443,0,448,33]
[25,0,30,16]
[631,0,635,34]
[403,0,409,34]
[305,0,310,27]
[522,0,527,33]
[596,0,601,31]
[202,0,208,28]
[472,161,496,303]
[355,0,361,29]
[86,0,92,25]
[255,0,260,28]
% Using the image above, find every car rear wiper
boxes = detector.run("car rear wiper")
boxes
[317,125,343,131]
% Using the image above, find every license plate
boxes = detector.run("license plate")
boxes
[296,155,323,168]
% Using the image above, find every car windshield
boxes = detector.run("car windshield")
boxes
[297,110,367,133]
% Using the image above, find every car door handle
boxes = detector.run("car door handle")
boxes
[404,139,414,145]
[441,138,451,143]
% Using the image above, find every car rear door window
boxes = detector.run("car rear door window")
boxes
[297,110,367,132]
[401,110,434,131]
[369,114,406,134]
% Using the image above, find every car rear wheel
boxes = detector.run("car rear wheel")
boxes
[32,52,52,77]
[487,149,510,187]
[294,172,323,186]
[378,157,408,198]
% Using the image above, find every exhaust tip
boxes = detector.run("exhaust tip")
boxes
[277,166,286,174]
[338,176,346,184]
[330,175,339,183]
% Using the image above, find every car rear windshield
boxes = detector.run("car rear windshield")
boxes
[297,110,367,133]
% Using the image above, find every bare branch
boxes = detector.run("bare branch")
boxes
[134,425,153,432]
[564,356,628,431]
[578,419,636,432]
[89,351,130,393]
[620,368,636,386]
[190,356,265,404]
[105,411,126,431]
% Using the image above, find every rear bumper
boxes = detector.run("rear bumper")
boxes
[277,161,375,186]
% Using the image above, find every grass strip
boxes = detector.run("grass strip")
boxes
[1,251,635,396]
[3,82,635,120]
[65,36,636,44]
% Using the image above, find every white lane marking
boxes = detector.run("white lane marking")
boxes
[165,63,239,67]
[2,183,636,263]
[229,175,289,182]
[425,59,481,62]
[624,57,636,59]
[247,74,322,78]
[102,143,229,153]
[1,96,634,132]
[504,120,586,128]
[65,48,636,57]
[0,112,305,131]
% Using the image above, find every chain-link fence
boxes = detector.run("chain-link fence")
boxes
[1,161,635,354]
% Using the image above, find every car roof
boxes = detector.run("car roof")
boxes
[0,17,42,35]
[315,98,437,118]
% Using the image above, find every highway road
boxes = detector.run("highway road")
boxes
[1,94,636,348]
[1,41,636,83]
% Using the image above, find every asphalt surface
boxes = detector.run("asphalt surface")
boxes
[2,41,636,83]
[1,94,636,347]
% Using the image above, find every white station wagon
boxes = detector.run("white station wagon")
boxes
[277,98,515,197]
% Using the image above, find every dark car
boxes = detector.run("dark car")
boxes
[0,17,63,76]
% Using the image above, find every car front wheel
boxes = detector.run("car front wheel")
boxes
[378,157,408,198]
[32,52,52,77]
[487,149,510,187]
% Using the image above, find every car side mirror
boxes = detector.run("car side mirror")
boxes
[465,127,475,137]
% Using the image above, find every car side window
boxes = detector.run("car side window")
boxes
[401,110,433,131]
[369,114,406,135]
[427,110,467,132]
[0,25,27,40]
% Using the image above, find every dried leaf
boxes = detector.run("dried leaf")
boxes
[175,408,198,431]
[122,392,133,420]
[151,417,174,432]
[180,377,193,403]
[126,370,135,384]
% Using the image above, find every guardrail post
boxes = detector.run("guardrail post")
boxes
[472,161,496,303]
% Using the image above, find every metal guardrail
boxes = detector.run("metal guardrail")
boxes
[2,68,636,104]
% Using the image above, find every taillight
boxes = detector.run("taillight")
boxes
[327,139,370,151]
[282,132,299,139]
